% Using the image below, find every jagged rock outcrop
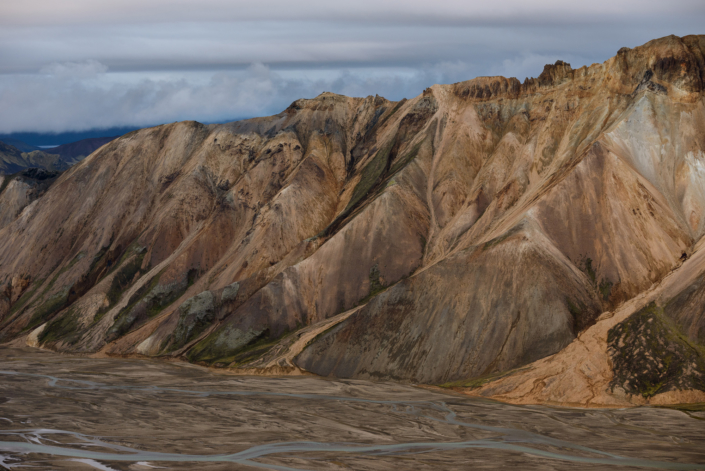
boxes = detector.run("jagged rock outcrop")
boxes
[2,34,705,406]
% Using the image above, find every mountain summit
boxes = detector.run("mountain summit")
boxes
[2,34,705,407]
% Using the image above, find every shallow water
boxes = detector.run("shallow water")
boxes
[0,347,703,470]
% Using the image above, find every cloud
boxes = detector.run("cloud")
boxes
[39,60,108,79]
[0,61,470,133]
[0,1,701,133]
[0,2,702,74]
[1,0,703,27]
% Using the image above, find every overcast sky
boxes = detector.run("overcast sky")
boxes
[0,0,702,134]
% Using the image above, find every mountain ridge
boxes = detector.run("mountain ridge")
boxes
[0,136,119,173]
[3,33,705,407]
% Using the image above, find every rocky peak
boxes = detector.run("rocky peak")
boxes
[536,60,573,87]
[453,76,522,100]
[610,34,705,96]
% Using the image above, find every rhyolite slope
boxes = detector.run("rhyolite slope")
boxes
[3,34,705,406]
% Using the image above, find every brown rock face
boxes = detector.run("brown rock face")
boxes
[296,220,601,383]
[2,35,705,405]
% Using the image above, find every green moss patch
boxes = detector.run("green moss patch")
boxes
[25,287,69,331]
[368,264,384,296]
[38,307,81,346]
[344,132,425,217]
[320,126,430,238]
[608,302,705,398]
[187,325,267,365]
[577,257,614,303]
[187,323,296,366]
[598,279,613,302]
[107,257,142,304]
[388,140,422,176]
[87,246,110,277]
[227,329,296,367]
[345,139,395,213]
[373,99,406,130]
[106,270,190,342]
[655,403,705,413]
[8,277,44,317]
[354,264,390,307]
[167,290,216,352]
[104,249,146,306]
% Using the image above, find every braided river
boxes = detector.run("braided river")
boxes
[0,347,703,470]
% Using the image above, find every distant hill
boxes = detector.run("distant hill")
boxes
[49,136,118,164]
[0,168,61,228]
[0,127,139,148]
[0,138,41,153]
[0,141,25,173]
[0,141,66,174]
[0,136,118,174]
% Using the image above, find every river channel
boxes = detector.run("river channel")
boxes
[0,347,703,470]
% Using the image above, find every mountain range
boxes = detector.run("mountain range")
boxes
[0,136,118,173]
[1,34,704,407]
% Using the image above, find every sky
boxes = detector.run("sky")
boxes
[0,0,703,137]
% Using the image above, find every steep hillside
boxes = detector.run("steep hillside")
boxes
[2,34,705,406]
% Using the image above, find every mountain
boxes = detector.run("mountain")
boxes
[0,138,41,153]
[0,141,67,174]
[0,136,117,174]
[0,141,30,174]
[48,136,118,165]
[2,34,705,407]
[0,168,61,229]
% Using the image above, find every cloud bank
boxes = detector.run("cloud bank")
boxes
[0,61,491,133]
[0,0,702,133]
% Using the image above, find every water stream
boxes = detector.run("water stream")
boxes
[0,369,703,470]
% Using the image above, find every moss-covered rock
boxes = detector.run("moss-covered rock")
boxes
[107,274,190,342]
[608,303,705,398]
[38,307,81,346]
[105,249,146,307]
[26,287,69,331]
[221,282,240,303]
[170,290,215,350]
[187,324,267,365]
